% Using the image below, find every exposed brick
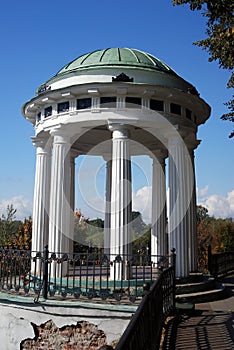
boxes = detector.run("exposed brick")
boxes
[21,320,108,350]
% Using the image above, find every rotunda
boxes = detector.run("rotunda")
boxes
[22,48,210,277]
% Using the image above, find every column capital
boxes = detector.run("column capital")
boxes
[166,125,199,148]
[31,136,52,155]
[31,135,49,148]
[167,132,184,147]
[108,123,131,138]
[151,150,167,164]
[50,125,70,138]
[50,126,71,145]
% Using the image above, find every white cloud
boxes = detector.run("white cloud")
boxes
[0,196,32,220]
[134,185,234,223]
[227,189,234,213]
[198,188,234,219]
[197,185,209,198]
[132,186,152,223]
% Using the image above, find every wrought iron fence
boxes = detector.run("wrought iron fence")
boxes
[115,262,175,350]
[208,246,234,277]
[0,246,175,305]
[0,248,31,293]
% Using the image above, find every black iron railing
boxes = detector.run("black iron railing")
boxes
[0,246,175,305]
[115,262,175,350]
[208,246,234,277]
[0,248,31,293]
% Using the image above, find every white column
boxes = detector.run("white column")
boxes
[109,125,132,280]
[168,134,194,277]
[31,136,51,254]
[48,129,71,264]
[151,152,167,264]
[69,151,76,256]
[70,152,76,214]
[187,149,197,272]
[104,158,112,255]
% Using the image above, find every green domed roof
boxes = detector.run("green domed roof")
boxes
[55,48,177,76]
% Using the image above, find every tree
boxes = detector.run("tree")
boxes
[196,204,234,271]
[13,218,32,249]
[197,205,209,224]
[89,218,104,229]
[73,210,90,251]
[197,215,214,270]
[0,205,19,246]
[132,229,151,256]
[132,211,148,235]
[197,205,209,225]
[0,205,32,248]
[172,0,234,137]
[212,218,234,252]
[131,212,151,255]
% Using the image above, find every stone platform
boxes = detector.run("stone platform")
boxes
[164,274,234,350]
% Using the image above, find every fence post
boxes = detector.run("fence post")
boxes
[171,248,176,309]
[42,245,49,300]
[207,245,212,274]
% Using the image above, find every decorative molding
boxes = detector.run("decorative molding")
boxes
[61,91,75,98]
[143,89,155,96]
[112,73,133,82]
[87,89,100,96]
[38,84,51,95]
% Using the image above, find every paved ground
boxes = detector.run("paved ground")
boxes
[164,275,234,349]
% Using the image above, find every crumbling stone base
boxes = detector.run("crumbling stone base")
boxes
[21,319,107,350]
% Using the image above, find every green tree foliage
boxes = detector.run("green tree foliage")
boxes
[173,0,234,137]
[132,229,151,256]
[73,211,106,251]
[197,215,214,270]
[0,205,32,248]
[13,218,32,249]
[132,212,151,255]
[197,204,209,224]
[73,210,90,252]
[213,218,234,252]
[196,205,234,270]
[89,218,104,228]
[73,210,151,254]
[86,218,105,248]
[0,205,19,246]
[132,211,148,235]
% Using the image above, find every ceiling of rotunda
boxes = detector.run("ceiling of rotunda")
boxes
[71,125,167,157]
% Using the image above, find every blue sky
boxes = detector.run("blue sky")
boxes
[0,0,233,220]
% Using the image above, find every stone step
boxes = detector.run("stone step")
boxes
[176,273,204,285]
[175,301,195,315]
[176,279,216,295]
[176,285,227,304]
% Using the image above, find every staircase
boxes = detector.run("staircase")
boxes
[175,274,228,313]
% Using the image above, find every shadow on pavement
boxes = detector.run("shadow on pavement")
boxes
[163,310,234,349]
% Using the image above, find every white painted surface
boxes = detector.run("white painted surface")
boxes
[0,299,134,350]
